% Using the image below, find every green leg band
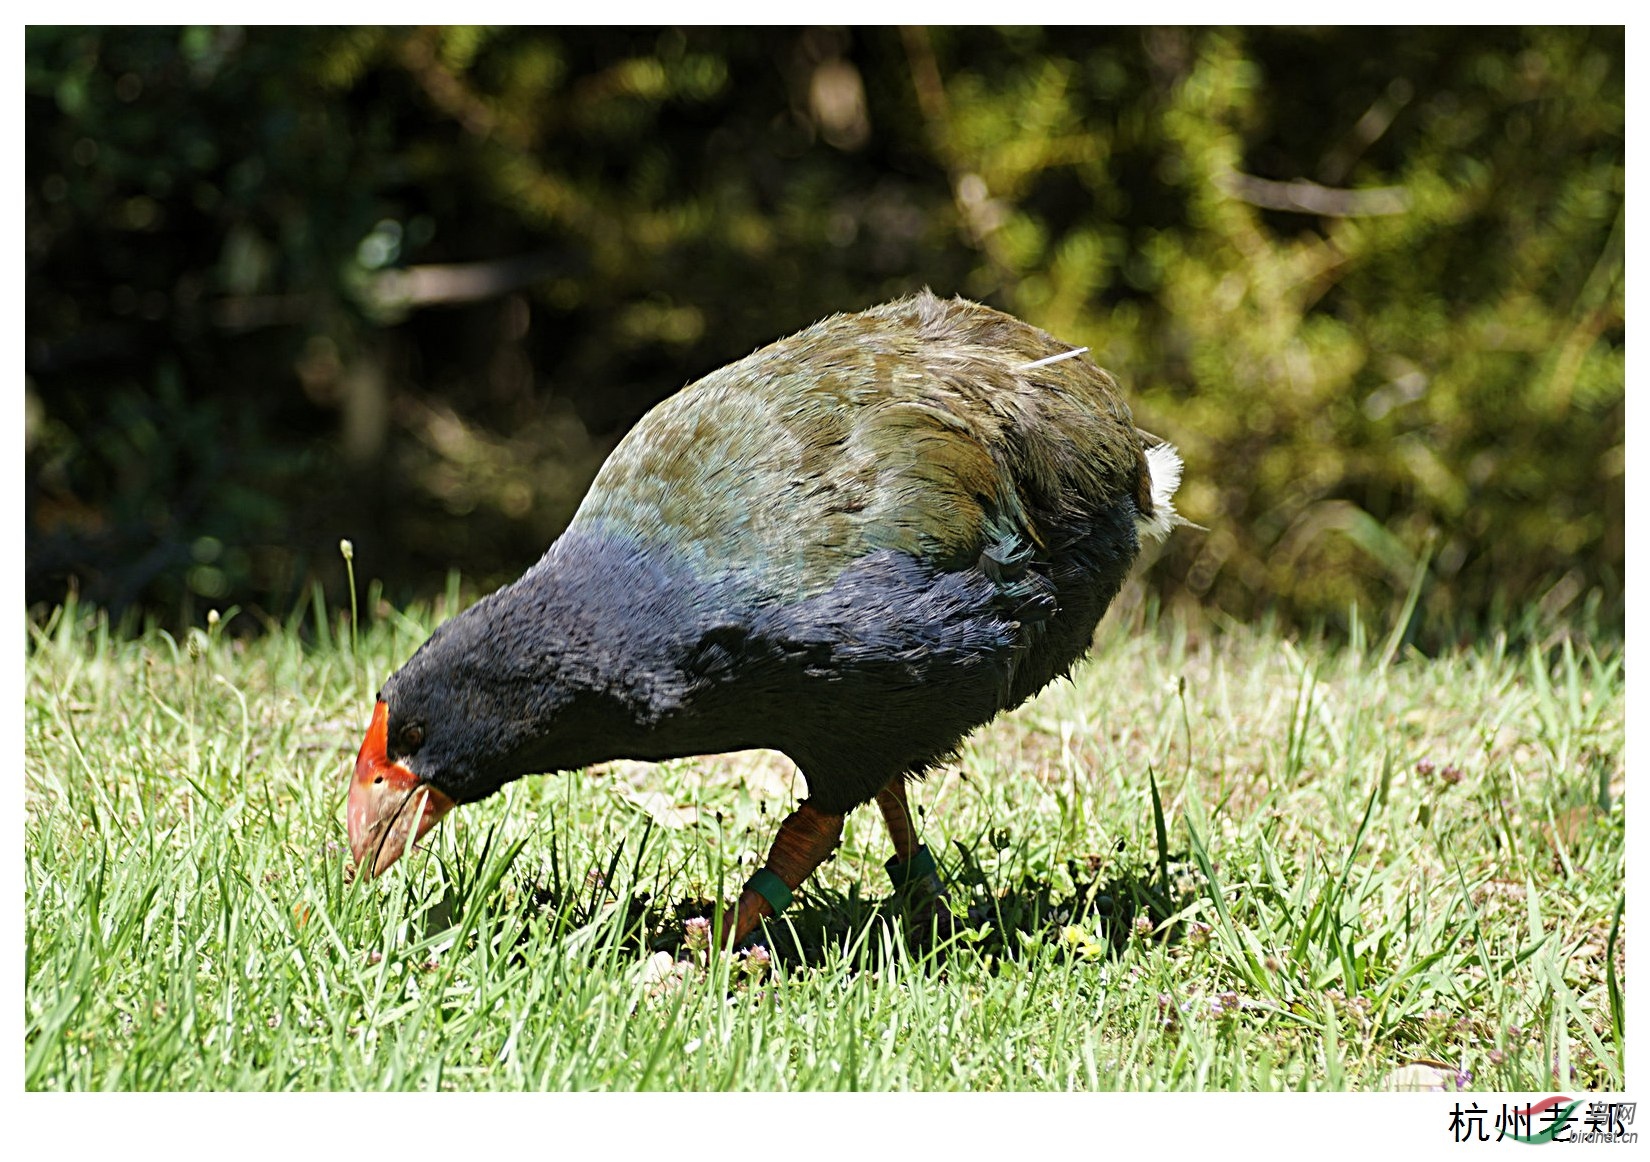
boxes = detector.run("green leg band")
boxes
[745,868,793,915]
[885,844,938,889]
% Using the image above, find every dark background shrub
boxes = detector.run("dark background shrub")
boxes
[25,26,1623,642]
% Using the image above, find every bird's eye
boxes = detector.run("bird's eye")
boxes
[398,722,425,753]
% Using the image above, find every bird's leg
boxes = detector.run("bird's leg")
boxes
[875,776,951,935]
[723,800,844,949]
[874,777,921,864]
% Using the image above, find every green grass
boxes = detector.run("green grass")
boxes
[24,590,1625,1091]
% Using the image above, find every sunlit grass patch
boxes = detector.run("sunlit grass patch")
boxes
[24,593,1624,1090]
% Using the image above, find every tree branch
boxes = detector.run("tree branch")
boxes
[1217,170,1410,217]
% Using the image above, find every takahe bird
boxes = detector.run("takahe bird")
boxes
[349,291,1183,947]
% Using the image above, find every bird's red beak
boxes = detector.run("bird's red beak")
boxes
[347,701,456,878]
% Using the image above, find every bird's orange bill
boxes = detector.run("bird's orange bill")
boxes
[348,701,455,878]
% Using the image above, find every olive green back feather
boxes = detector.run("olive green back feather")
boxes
[571,292,1149,596]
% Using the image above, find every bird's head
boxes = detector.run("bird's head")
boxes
[346,570,624,879]
[346,588,562,879]
[347,696,457,878]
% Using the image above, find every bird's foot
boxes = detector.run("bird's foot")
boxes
[717,801,844,950]
[719,884,778,950]
[902,890,957,946]
[885,845,954,945]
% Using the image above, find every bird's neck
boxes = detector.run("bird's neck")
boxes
[465,526,784,770]
[504,529,685,708]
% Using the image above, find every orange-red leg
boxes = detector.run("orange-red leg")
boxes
[875,777,921,864]
[876,775,951,936]
[722,801,844,948]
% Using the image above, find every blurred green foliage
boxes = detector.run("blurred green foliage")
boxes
[25,26,1623,640]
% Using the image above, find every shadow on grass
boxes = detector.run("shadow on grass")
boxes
[402,818,1210,978]
[729,838,1210,970]
[447,841,1208,976]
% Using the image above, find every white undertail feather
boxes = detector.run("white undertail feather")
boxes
[1136,442,1185,544]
